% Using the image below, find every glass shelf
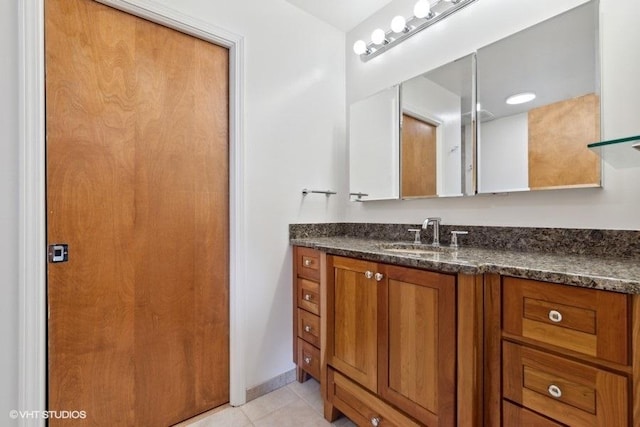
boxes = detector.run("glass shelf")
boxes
[588,135,640,168]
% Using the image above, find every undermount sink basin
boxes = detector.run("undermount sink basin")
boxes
[377,243,456,256]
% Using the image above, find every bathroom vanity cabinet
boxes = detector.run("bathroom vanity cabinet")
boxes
[292,241,640,426]
[293,246,323,382]
[325,256,457,426]
[485,275,636,427]
[293,248,484,426]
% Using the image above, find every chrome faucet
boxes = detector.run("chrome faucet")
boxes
[422,217,441,246]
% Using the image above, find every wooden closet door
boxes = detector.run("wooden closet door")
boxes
[45,0,229,425]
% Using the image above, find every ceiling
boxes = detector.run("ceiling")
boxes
[285,0,393,32]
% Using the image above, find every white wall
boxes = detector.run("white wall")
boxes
[478,113,529,193]
[0,0,19,423]
[345,0,640,230]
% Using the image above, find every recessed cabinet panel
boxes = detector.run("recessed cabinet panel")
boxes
[379,266,456,426]
[327,256,379,393]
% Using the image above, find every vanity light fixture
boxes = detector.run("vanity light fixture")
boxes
[371,28,389,45]
[353,0,478,62]
[505,92,537,105]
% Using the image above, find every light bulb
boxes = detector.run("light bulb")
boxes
[353,40,368,55]
[371,28,387,45]
[391,16,407,33]
[414,0,433,19]
[505,92,536,105]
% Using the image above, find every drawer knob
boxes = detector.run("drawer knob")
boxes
[548,310,563,323]
[304,325,312,333]
[304,356,312,364]
[374,272,384,282]
[304,294,313,301]
[365,270,374,279]
[548,384,562,398]
[304,259,312,267]
[370,416,381,426]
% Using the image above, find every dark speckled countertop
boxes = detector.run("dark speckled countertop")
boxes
[290,236,640,294]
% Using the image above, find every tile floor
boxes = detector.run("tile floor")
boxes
[176,379,356,427]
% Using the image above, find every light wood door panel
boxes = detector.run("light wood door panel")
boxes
[528,93,601,189]
[46,0,229,425]
[379,265,456,426]
[327,256,379,393]
[401,114,437,198]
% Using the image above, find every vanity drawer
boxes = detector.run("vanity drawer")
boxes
[296,246,320,281]
[297,278,320,315]
[297,308,320,347]
[327,368,420,427]
[503,341,628,426]
[502,277,629,365]
[297,338,320,380]
[502,401,564,427]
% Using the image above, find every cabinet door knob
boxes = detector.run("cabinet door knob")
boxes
[304,325,312,333]
[370,416,381,426]
[548,309,563,323]
[304,356,312,364]
[374,273,384,282]
[548,384,562,398]
[304,259,312,267]
[304,294,313,301]
[364,270,374,279]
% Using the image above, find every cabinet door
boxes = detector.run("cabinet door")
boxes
[379,265,456,426]
[327,256,379,393]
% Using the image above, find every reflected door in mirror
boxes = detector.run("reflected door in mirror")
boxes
[402,114,437,198]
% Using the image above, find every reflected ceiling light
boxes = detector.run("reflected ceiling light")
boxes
[354,0,479,62]
[371,28,389,45]
[506,92,537,105]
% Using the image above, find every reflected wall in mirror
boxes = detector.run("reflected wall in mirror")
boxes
[400,54,475,198]
[349,85,400,201]
[477,0,601,193]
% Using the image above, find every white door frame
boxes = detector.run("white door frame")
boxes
[18,1,246,425]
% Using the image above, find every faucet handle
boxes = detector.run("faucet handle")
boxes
[450,230,469,248]
[408,228,421,244]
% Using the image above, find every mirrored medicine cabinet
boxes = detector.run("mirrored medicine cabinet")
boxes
[348,0,600,201]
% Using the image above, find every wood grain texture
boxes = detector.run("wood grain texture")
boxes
[483,274,502,427]
[46,0,229,425]
[297,308,321,347]
[319,252,331,405]
[457,273,484,427]
[528,93,601,189]
[503,341,628,427]
[401,114,437,198]
[379,265,456,426]
[502,401,564,427]
[327,256,379,393]
[503,277,629,365]
[327,368,421,427]
[633,295,640,427]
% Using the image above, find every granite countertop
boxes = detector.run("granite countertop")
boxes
[290,236,640,294]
